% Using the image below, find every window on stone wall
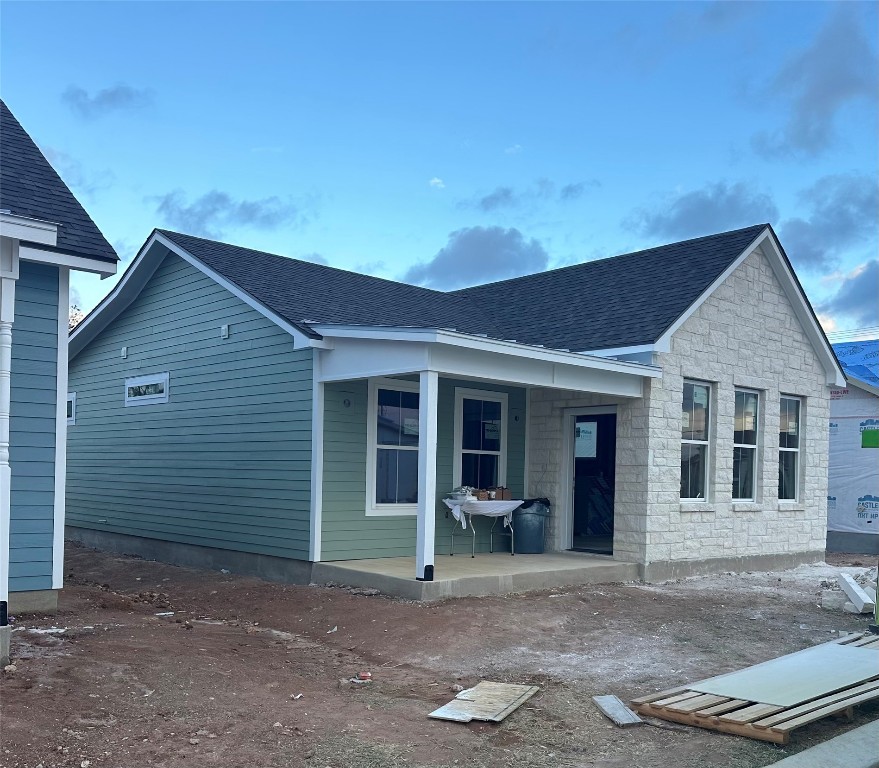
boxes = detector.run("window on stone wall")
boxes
[778,395,801,501]
[681,381,711,500]
[733,389,760,500]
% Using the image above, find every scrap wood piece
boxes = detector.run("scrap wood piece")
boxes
[429,681,539,723]
[838,573,875,613]
[592,695,643,727]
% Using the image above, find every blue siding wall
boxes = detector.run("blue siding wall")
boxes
[66,253,313,560]
[321,378,526,560]
[10,261,59,592]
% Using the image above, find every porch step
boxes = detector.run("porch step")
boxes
[311,552,640,601]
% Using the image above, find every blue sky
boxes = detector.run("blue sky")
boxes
[2,1,877,334]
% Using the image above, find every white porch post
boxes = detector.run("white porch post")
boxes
[0,237,19,662]
[415,369,438,581]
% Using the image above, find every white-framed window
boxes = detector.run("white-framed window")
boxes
[66,393,76,425]
[365,378,419,516]
[453,388,508,489]
[733,388,760,500]
[125,372,170,407]
[778,395,801,502]
[681,380,711,500]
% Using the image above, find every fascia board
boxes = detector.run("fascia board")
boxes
[19,244,117,276]
[0,212,58,246]
[310,324,662,378]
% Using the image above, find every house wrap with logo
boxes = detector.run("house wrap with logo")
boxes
[828,340,879,553]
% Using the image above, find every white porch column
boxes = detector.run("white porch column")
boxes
[0,237,19,661]
[415,370,438,581]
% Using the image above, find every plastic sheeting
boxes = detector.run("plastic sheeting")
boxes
[829,341,879,535]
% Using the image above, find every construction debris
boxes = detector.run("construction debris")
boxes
[592,695,643,727]
[838,574,876,614]
[631,632,879,744]
[429,681,539,723]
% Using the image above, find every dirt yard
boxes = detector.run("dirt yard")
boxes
[2,545,877,768]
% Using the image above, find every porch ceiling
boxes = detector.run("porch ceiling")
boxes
[313,325,660,398]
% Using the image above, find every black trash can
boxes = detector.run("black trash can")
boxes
[513,498,551,554]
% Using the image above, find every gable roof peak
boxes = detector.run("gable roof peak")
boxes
[0,99,118,264]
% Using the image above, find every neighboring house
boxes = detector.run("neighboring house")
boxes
[0,101,118,627]
[827,340,879,554]
[66,224,843,589]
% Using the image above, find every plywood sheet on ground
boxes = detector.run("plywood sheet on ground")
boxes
[690,644,879,707]
[428,682,539,723]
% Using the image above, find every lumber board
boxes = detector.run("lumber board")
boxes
[718,703,785,723]
[666,694,730,713]
[753,678,879,729]
[630,701,788,744]
[694,699,750,717]
[630,685,689,705]
[848,635,879,647]
[592,695,643,727]
[770,687,879,734]
[652,691,704,707]
[838,573,875,613]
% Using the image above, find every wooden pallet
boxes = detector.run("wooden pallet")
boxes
[631,633,879,744]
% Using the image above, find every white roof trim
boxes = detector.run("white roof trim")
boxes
[654,226,845,387]
[18,244,117,276]
[69,231,315,359]
[0,212,58,246]
[310,323,662,378]
[580,344,658,358]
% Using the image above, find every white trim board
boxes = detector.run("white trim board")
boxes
[0,212,57,246]
[19,244,116,276]
[312,324,662,378]
[309,348,324,562]
[52,267,69,588]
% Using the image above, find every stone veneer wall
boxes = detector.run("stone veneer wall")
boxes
[528,245,830,574]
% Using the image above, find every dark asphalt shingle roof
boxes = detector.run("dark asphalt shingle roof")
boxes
[159,224,769,351]
[0,100,118,264]
[158,230,493,339]
[454,224,769,350]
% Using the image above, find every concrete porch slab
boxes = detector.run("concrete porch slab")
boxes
[311,552,640,601]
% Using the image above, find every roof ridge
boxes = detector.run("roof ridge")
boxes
[453,223,769,295]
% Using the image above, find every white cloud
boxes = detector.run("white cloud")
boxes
[504,144,523,155]
[429,177,445,189]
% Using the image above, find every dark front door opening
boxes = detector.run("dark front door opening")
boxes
[571,413,616,555]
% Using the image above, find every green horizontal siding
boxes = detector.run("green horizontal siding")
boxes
[67,253,313,561]
[320,377,526,560]
[10,261,59,592]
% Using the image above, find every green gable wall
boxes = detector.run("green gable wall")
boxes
[321,378,526,560]
[10,261,59,592]
[66,253,313,560]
